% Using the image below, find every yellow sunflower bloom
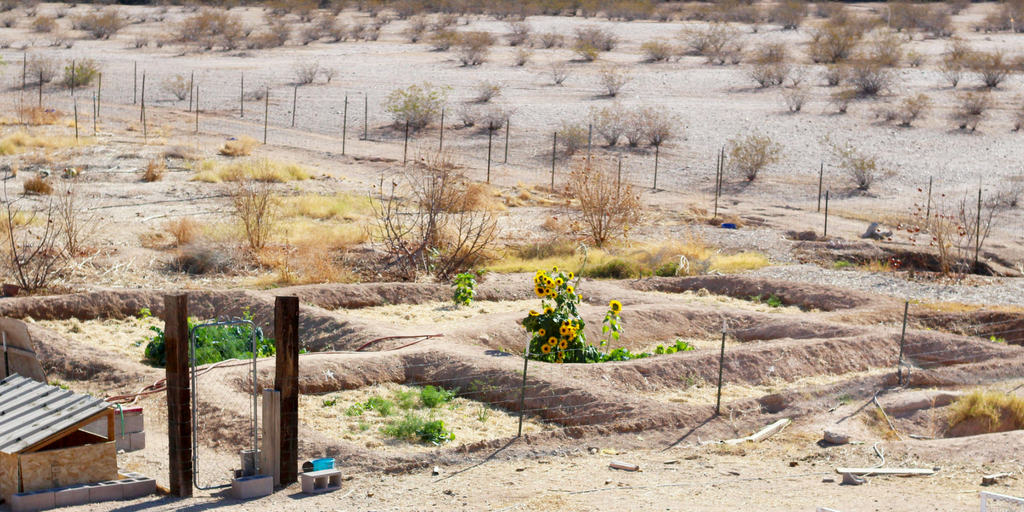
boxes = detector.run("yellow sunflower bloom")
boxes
[541,344,552,354]
[609,300,622,313]
[567,285,574,294]
[544,306,554,314]
[559,325,570,336]
[567,272,574,280]
[535,286,545,297]
[548,337,559,345]
[529,310,539,316]
[552,266,559,272]
[558,339,568,349]
[537,328,546,337]
[555,277,564,286]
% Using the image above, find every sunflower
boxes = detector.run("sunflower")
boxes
[544,306,554,314]
[537,328,546,336]
[529,310,539,317]
[558,339,568,349]
[559,325,571,336]
[555,277,564,286]
[555,351,564,363]
[548,337,559,345]
[552,266,559,272]
[609,300,622,313]
[535,286,545,297]
[566,285,574,294]
[567,272,574,280]
[541,344,552,354]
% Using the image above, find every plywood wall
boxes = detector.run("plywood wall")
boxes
[19,442,117,494]
[0,451,20,503]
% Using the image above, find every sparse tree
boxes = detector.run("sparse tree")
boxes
[729,132,783,181]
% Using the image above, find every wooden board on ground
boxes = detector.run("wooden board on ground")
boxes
[19,442,118,493]
[724,419,791,445]
[0,318,47,383]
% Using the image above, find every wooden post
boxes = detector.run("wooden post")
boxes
[486,128,492,183]
[140,72,146,123]
[503,118,510,164]
[896,300,908,386]
[240,73,244,118]
[652,144,659,191]
[362,94,368,140]
[263,89,269,144]
[291,85,297,128]
[165,294,193,498]
[188,71,193,112]
[438,107,444,151]
[517,347,529,437]
[817,162,824,212]
[824,190,830,238]
[715,320,726,416]
[550,132,556,191]
[274,296,300,486]
[341,94,348,156]
[260,389,281,486]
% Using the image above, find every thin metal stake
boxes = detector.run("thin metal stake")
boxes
[263,89,269,144]
[403,116,409,164]
[70,59,75,97]
[97,73,101,120]
[896,300,909,385]
[817,162,824,212]
[715,320,727,416]
[133,61,137,105]
[551,132,557,190]
[363,94,368,140]
[240,73,244,118]
[824,190,830,238]
[974,186,983,270]
[925,176,933,230]
[518,347,530,437]
[188,70,194,112]
[438,107,444,150]
[140,72,145,122]
[291,85,297,127]
[194,86,199,134]
[21,53,26,90]
[73,98,78,140]
[503,118,510,164]
[342,94,348,156]
[653,145,659,190]
[486,128,493,183]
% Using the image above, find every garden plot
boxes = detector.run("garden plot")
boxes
[299,382,556,453]
[646,289,808,315]
[35,316,161,363]
[339,299,538,326]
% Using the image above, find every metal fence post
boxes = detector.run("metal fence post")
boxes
[897,300,909,385]
[518,347,530,437]
[715,320,727,416]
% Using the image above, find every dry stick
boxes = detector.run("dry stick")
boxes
[362,94,368,140]
[97,73,101,120]
[896,300,909,385]
[139,72,146,123]
[486,128,493,183]
[403,116,409,165]
[715,320,727,416]
[503,118,510,164]
[925,176,933,230]
[291,85,297,128]
[517,347,530,437]
[142,96,147,144]
[188,70,194,112]
[70,59,75,97]
[240,73,244,118]
[92,94,97,136]
[586,123,592,164]
[974,186,982,270]
[713,150,721,219]
[438,107,444,151]
[341,94,348,156]
[263,89,269,144]
[194,86,199,134]
[817,162,824,212]
[133,61,137,105]
[21,53,26,90]
[823,190,830,238]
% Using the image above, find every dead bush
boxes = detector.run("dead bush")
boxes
[457,104,478,128]
[591,103,626,146]
[165,217,201,246]
[229,176,280,251]
[808,23,862,63]
[28,55,60,84]
[23,174,52,195]
[769,0,807,30]
[823,63,848,86]
[728,132,783,181]
[641,40,675,62]
[823,136,885,190]
[894,93,931,127]
[549,61,572,85]
[172,244,231,275]
[597,64,632,97]
[513,48,532,66]
[456,31,494,66]
[142,159,165,182]
[829,88,857,113]
[748,62,790,87]
[175,9,245,50]
[31,15,55,33]
[219,135,260,157]
[574,26,618,52]
[538,31,564,48]
[293,60,320,85]
[506,21,531,46]
[971,51,1015,88]
[940,55,968,88]
[566,158,642,248]
[848,60,898,96]
[52,179,98,257]
[75,10,126,39]
[481,106,513,132]
[162,74,191,101]
[473,81,502,103]
[0,176,69,291]
[558,120,589,155]
[867,29,905,67]
[371,150,500,279]
[781,87,808,112]
[679,24,736,55]
[992,173,1024,207]
[952,91,991,131]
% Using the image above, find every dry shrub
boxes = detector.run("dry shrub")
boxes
[538,31,564,48]
[822,63,848,86]
[728,132,783,180]
[781,87,808,113]
[823,136,885,190]
[371,150,500,279]
[175,9,246,50]
[172,243,232,275]
[0,131,79,155]
[679,24,736,56]
[0,177,69,291]
[947,391,1024,434]
[506,21,531,46]
[549,61,572,85]
[574,26,618,52]
[31,15,55,33]
[162,74,191,101]
[75,10,126,39]
[456,31,494,66]
[219,136,260,157]
[23,174,53,195]
[14,106,62,125]
[473,81,502,103]
[566,158,642,248]
[513,48,532,66]
[229,177,279,251]
[971,51,1015,88]
[894,93,931,127]
[28,55,60,84]
[769,0,807,30]
[641,40,675,62]
[952,91,991,131]
[142,158,165,182]
[829,88,857,113]
[848,60,898,96]
[165,218,201,246]
[558,120,588,155]
[808,23,862,63]
[384,82,450,131]
[748,62,790,87]
[428,29,458,51]
[597,64,632,97]
[591,103,626,146]
[866,29,905,67]
[1014,103,1024,132]
[293,60,320,85]
[255,244,356,286]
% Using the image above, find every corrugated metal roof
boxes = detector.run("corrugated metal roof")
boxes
[0,374,112,454]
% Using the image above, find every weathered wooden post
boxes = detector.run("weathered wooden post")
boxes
[165,294,193,498]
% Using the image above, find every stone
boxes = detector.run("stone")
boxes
[823,430,850,445]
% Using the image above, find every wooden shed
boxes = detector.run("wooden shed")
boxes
[0,374,117,502]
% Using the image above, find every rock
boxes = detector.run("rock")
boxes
[432,466,441,476]
[861,222,893,240]
[786,230,819,241]
[823,430,850,445]
[842,473,866,485]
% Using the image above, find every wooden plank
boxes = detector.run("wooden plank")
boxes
[24,409,114,453]
[19,442,117,493]
[724,419,791,445]
[165,294,193,498]
[275,296,299,485]
[835,468,936,476]
[0,318,48,383]
[0,451,21,502]
[260,389,281,486]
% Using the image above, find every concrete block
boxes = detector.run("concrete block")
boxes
[88,480,123,503]
[300,469,342,495]
[121,476,156,500]
[231,475,273,500]
[12,489,55,512]
[119,411,144,434]
[116,431,146,452]
[54,485,90,508]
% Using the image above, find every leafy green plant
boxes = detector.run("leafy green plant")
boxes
[345,404,365,416]
[990,336,1007,344]
[60,59,100,88]
[452,272,476,307]
[393,389,418,409]
[750,293,784,307]
[420,385,457,408]
[143,310,274,367]
[365,397,395,417]
[654,339,697,355]
[383,82,450,131]
[322,398,338,407]
[381,414,455,444]
[476,405,491,423]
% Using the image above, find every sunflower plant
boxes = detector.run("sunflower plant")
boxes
[521,267,642,363]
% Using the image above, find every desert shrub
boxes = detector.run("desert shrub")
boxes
[905,51,924,67]
[23,174,53,195]
[371,150,500,279]
[808,23,862,63]
[848,60,897,96]
[219,136,260,157]
[142,159,166,182]
[429,29,458,51]
[506,20,532,46]
[31,15,55,33]
[76,10,126,39]
[538,31,564,48]
[549,61,572,85]
[573,42,599,62]
[748,62,790,87]
[481,106,513,133]
[132,35,150,49]
[558,120,588,155]
[728,132,783,181]
[597,64,632,97]
[939,54,968,88]
[229,176,279,251]
[829,88,857,113]
[781,87,808,113]
[0,178,69,292]
[457,104,478,127]
[894,93,931,127]
[293,60,320,85]
[28,55,60,84]
[513,48,532,66]
[299,25,322,45]
[591,103,626,146]
[567,159,643,247]
[823,63,848,86]
[641,40,675,62]
[320,16,347,42]
[769,0,807,30]
[60,59,99,88]
[823,137,885,190]
[867,29,905,67]
[165,217,201,247]
[679,24,736,55]
[175,9,245,50]
[574,26,617,52]
[473,81,502,103]
[951,91,991,131]
[456,31,494,66]
[947,391,1024,433]
[384,82,450,131]
[971,51,1015,88]
[638,107,676,147]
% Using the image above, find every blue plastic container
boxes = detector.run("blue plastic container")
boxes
[311,458,335,471]
[720,223,738,229]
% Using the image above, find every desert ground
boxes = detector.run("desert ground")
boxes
[1,1,1024,510]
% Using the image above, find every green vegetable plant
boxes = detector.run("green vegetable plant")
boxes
[452,272,477,307]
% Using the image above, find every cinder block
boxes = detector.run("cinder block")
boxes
[120,476,156,500]
[12,490,55,512]
[300,469,342,495]
[89,480,123,503]
[54,485,90,508]
[116,431,146,452]
[231,475,273,500]
[117,412,145,435]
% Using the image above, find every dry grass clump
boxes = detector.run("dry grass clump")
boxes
[165,218,202,246]
[5,106,62,126]
[947,391,1024,434]
[0,131,80,155]
[253,240,358,287]
[218,136,260,157]
[951,91,991,131]
[22,174,53,195]
[142,158,165,182]
[877,93,931,127]
[281,192,375,221]
[192,159,311,183]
